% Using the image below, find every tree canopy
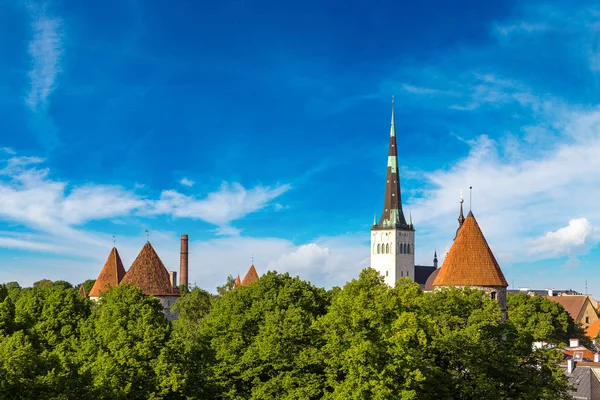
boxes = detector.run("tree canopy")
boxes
[0,270,576,399]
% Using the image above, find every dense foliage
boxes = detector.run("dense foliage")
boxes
[0,270,577,399]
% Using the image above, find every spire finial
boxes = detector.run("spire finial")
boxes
[409,211,413,226]
[145,229,149,242]
[469,186,473,212]
[390,96,396,137]
[373,212,377,226]
[251,254,254,266]
[113,235,116,247]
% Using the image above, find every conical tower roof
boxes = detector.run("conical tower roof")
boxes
[234,274,241,289]
[89,247,127,297]
[433,212,508,287]
[241,264,259,286]
[122,242,178,296]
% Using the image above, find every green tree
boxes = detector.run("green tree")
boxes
[418,287,571,400]
[205,271,329,399]
[316,271,427,399]
[78,284,171,399]
[507,292,585,345]
[216,274,236,296]
[153,287,214,398]
[33,279,53,288]
[53,280,73,289]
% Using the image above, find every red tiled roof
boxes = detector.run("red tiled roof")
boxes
[547,296,588,321]
[433,212,508,287]
[234,274,241,289]
[121,242,180,297]
[586,319,600,340]
[89,247,127,297]
[241,265,259,286]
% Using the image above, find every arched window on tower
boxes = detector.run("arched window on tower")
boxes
[386,243,389,254]
[407,244,411,254]
[377,244,381,254]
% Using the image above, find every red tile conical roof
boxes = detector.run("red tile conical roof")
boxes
[89,247,127,297]
[241,264,259,286]
[121,242,179,296]
[234,274,241,289]
[433,212,508,287]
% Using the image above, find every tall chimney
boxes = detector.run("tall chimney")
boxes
[180,234,189,290]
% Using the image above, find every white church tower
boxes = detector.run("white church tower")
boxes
[371,98,415,287]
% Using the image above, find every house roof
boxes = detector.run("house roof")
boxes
[547,296,589,321]
[121,242,179,297]
[234,274,241,289]
[241,264,259,286]
[89,247,127,297]
[587,319,600,340]
[79,284,87,298]
[433,212,508,287]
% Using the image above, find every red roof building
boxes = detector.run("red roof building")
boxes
[433,211,508,316]
[121,242,180,297]
[89,247,127,298]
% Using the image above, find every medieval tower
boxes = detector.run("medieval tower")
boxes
[371,99,415,287]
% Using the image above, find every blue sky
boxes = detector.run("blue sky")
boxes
[1,0,600,295]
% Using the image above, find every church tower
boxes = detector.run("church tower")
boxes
[371,98,415,287]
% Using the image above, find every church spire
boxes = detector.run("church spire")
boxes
[376,97,409,229]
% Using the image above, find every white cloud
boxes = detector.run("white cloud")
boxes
[0,155,290,241]
[26,5,63,111]
[529,218,600,257]
[179,178,195,187]
[148,182,291,230]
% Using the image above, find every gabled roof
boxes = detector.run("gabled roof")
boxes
[121,242,179,297]
[89,247,127,297]
[433,212,508,287]
[241,264,259,286]
[79,284,87,298]
[547,296,589,321]
[586,319,600,340]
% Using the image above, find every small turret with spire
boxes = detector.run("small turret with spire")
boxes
[433,250,438,269]
[455,190,465,240]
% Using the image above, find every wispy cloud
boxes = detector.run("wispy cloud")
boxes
[0,155,290,238]
[26,4,63,112]
[179,177,195,187]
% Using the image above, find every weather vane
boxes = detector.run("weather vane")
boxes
[145,229,149,242]
[459,189,464,204]
[112,235,116,246]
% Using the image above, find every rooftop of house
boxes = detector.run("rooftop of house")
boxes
[547,296,591,321]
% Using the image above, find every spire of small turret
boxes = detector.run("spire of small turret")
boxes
[433,250,438,269]
[454,190,465,240]
[409,212,413,227]
[374,97,409,230]
[373,212,377,226]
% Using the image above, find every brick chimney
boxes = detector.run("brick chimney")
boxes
[180,234,189,290]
